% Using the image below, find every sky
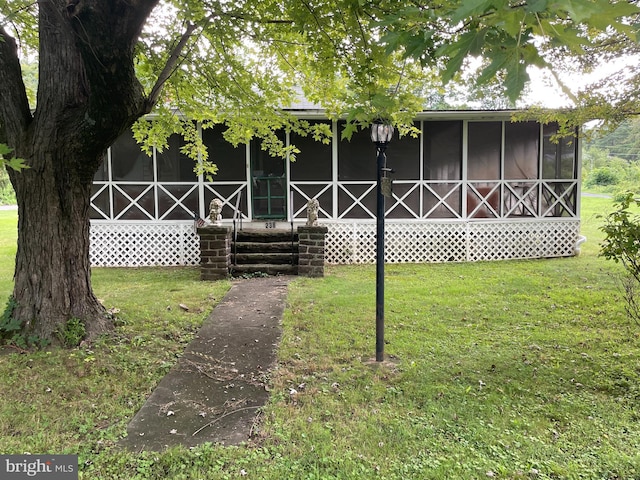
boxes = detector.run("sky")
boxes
[524,53,639,108]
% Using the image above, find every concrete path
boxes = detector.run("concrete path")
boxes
[121,276,293,451]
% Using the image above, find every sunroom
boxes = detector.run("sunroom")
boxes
[89,110,581,267]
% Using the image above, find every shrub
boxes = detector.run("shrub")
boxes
[0,296,21,340]
[600,193,640,324]
[58,317,87,347]
[0,296,49,349]
[586,167,620,187]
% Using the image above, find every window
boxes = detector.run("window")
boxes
[543,123,576,179]
[423,121,462,218]
[202,124,247,181]
[157,134,198,182]
[110,129,152,181]
[468,122,502,218]
[468,122,501,180]
[93,152,108,181]
[290,121,332,181]
[388,122,420,180]
[338,123,377,181]
[423,121,462,180]
[504,122,539,179]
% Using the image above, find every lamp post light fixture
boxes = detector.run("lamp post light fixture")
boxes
[370,120,394,362]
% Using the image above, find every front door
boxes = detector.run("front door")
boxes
[251,142,287,219]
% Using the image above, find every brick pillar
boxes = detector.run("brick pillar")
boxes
[297,226,328,277]
[197,226,231,280]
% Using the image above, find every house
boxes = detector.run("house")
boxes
[89,110,581,267]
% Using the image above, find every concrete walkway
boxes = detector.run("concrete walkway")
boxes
[121,276,293,451]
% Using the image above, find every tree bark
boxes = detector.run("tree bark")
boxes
[2,0,159,343]
[11,148,107,340]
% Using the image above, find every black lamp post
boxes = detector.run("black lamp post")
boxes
[370,120,394,362]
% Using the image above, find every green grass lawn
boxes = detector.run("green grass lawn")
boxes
[1,198,640,479]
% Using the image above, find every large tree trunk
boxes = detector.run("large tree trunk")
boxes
[11,149,107,341]
[1,0,159,344]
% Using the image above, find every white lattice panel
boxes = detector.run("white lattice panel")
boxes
[90,220,580,267]
[324,220,580,264]
[90,223,200,267]
[386,223,467,263]
[466,221,579,261]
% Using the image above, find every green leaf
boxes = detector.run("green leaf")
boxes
[440,29,487,83]
[562,0,600,22]
[3,157,30,172]
[476,52,509,85]
[451,0,494,24]
[0,144,29,171]
[0,144,12,156]
[499,9,525,37]
[525,0,549,13]
[503,58,529,102]
[340,121,359,141]
[404,31,435,61]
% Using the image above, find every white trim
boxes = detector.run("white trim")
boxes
[112,184,155,221]
[197,122,205,218]
[286,130,292,220]
[423,181,463,219]
[245,143,252,220]
[290,182,333,219]
[337,182,377,219]
[332,120,339,219]
[462,119,468,217]
[419,120,424,217]
[157,184,199,220]
[500,121,506,217]
[386,181,421,218]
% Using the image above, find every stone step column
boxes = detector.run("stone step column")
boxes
[197,226,232,280]
[297,226,328,277]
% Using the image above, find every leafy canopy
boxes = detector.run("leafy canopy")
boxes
[2,0,639,169]
[381,0,639,105]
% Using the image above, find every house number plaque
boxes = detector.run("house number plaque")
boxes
[381,177,393,198]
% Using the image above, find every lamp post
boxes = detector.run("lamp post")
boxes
[370,120,394,362]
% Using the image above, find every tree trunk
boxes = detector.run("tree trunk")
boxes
[2,0,159,344]
[11,149,108,342]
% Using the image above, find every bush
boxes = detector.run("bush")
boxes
[57,317,87,347]
[600,193,640,324]
[0,296,49,349]
[586,167,620,187]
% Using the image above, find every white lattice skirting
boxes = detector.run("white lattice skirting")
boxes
[324,220,580,264]
[89,220,580,267]
[90,223,200,267]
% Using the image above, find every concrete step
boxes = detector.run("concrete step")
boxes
[230,264,298,276]
[235,229,297,243]
[232,252,298,265]
[231,229,299,277]
[233,241,297,254]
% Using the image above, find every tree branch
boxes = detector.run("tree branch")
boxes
[144,21,199,112]
[0,25,31,147]
[143,3,296,114]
